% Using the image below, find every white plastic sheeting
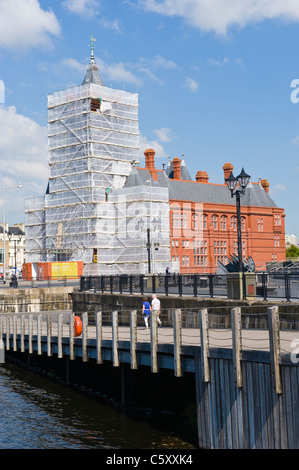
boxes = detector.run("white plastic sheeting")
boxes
[25,81,171,274]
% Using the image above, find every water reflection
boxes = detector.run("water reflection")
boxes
[0,364,196,449]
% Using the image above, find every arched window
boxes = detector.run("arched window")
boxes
[192,213,198,230]
[211,215,218,230]
[220,215,227,230]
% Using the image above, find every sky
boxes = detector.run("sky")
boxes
[0,0,299,237]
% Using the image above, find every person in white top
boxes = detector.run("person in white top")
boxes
[151,294,162,326]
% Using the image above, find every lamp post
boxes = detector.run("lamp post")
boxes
[2,182,22,283]
[146,178,153,274]
[225,168,250,273]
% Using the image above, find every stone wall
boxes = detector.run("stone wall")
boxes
[0,287,72,313]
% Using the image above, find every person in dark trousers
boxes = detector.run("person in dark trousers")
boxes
[142,297,151,329]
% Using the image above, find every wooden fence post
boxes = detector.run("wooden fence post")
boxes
[37,314,41,355]
[96,311,103,364]
[28,315,33,354]
[69,313,74,360]
[112,311,119,367]
[130,310,137,370]
[6,316,10,351]
[13,315,17,352]
[47,314,52,357]
[150,312,159,373]
[268,306,282,394]
[232,307,242,388]
[58,313,63,358]
[21,315,25,352]
[82,312,88,362]
[173,309,182,377]
[199,309,210,382]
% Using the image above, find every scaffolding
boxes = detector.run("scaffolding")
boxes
[25,81,171,274]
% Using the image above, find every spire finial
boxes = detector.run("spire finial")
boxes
[90,34,96,64]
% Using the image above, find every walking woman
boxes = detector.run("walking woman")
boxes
[142,297,151,329]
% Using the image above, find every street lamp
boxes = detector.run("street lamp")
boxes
[146,178,153,274]
[2,182,22,283]
[225,168,250,273]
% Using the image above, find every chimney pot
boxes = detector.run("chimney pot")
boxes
[223,163,234,183]
[196,171,209,183]
[144,148,156,170]
[172,157,181,180]
[144,148,158,181]
[260,179,269,194]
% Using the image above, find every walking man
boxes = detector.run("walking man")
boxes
[151,294,162,326]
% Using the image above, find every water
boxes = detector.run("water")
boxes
[0,363,196,449]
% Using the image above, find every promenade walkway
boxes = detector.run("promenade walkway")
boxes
[1,309,298,355]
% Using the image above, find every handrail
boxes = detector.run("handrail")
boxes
[0,306,293,393]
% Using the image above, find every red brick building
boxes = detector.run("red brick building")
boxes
[135,149,285,273]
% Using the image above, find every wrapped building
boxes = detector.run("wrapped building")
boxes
[25,49,172,275]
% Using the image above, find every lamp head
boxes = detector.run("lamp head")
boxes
[225,171,237,192]
[236,168,250,190]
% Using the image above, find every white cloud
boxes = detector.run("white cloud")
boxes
[151,55,177,69]
[139,54,177,70]
[139,134,167,160]
[62,0,100,17]
[0,106,48,221]
[154,127,173,142]
[208,57,245,67]
[0,0,61,50]
[137,55,177,84]
[102,60,142,86]
[270,183,286,196]
[208,57,230,67]
[139,0,299,36]
[184,76,199,92]
[61,58,87,74]
[99,17,123,33]
[292,136,299,145]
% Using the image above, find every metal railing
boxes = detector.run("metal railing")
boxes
[3,271,299,302]
[79,272,299,301]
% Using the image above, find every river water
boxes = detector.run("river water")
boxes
[0,363,197,450]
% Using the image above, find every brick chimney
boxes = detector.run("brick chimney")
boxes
[260,179,269,194]
[223,163,234,183]
[172,157,181,180]
[196,171,209,183]
[144,148,157,181]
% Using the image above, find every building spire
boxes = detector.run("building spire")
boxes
[82,34,105,86]
[90,34,96,65]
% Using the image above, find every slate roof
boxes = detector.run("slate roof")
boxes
[166,157,192,181]
[0,226,25,235]
[82,63,104,86]
[124,167,278,208]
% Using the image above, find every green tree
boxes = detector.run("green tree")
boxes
[286,244,299,258]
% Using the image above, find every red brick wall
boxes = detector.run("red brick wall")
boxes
[169,195,285,273]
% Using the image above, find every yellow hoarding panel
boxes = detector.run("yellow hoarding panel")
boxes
[51,262,78,279]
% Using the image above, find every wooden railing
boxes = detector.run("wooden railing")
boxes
[0,306,294,391]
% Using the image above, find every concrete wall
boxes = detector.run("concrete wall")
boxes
[0,287,72,313]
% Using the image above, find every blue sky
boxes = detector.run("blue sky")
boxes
[0,0,299,238]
